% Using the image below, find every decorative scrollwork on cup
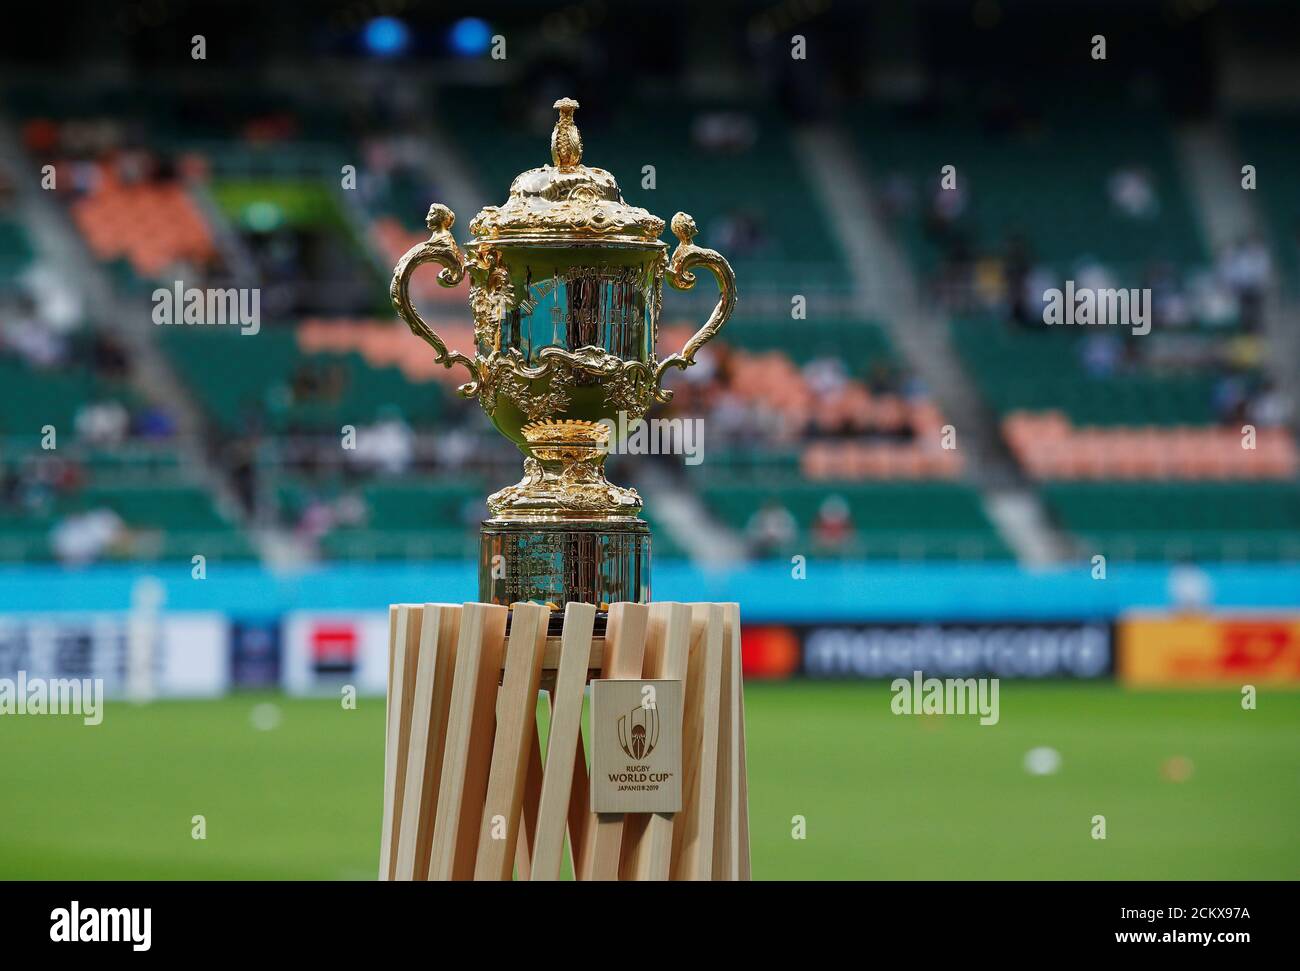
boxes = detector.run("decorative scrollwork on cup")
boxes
[389,204,481,397]
[468,246,514,350]
[652,212,737,403]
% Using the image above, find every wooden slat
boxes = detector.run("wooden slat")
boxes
[418,603,462,877]
[529,636,602,673]
[474,602,550,880]
[378,605,399,880]
[567,723,591,877]
[672,603,724,879]
[427,603,507,880]
[394,604,460,880]
[530,601,596,880]
[581,601,649,881]
[712,601,740,880]
[514,694,546,880]
[622,602,692,881]
[725,603,752,880]
[379,604,422,880]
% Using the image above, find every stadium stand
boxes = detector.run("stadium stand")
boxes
[0,217,35,290]
[859,103,1209,281]
[699,480,1010,560]
[1041,481,1300,562]
[160,325,452,434]
[280,477,483,561]
[851,95,1298,563]
[1232,110,1300,294]
[70,164,216,279]
[2,74,1296,568]
[442,88,854,301]
[1004,411,1297,480]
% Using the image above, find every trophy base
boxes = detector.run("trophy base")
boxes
[479,518,649,612]
[379,600,750,880]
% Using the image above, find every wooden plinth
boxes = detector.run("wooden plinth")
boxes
[378,601,750,881]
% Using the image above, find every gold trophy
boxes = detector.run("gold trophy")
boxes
[391,98,736,613]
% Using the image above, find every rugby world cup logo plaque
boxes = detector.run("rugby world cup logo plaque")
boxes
[619,703,659,760]
[590,679,683,814]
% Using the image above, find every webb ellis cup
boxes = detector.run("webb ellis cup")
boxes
[391,98,737,613]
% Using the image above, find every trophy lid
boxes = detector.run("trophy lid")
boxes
[468,99,666,247]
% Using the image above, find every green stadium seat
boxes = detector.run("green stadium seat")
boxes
[699,480,1010,560]
[1041,482,1300,561]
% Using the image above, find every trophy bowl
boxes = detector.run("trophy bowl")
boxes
[391,98,736,611]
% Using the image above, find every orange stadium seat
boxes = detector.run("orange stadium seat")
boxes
[1006,414,1298,480]
[70,167,217,277]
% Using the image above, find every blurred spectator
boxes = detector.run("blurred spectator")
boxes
[685,356,720,398]
[23,454,85,508]
[0,466,19,509]
[224,435,259,510]
[935,229,976,310]
[691,112,758,154]
[929,177,968,229]
[1016,265,1055,329]
[1212,374,1250,426]
[297,490,371,546]
[433,427,475,471]
[91,333,130,379]
[131,405,177,440]
[712,209,769,258]
[334,492,369,528]
[879,172,917,221]
[1107,165,1159,219]
[864,361,898,396]
[1001,234,1031,325]
[75,399,130,446]
[1169,561,1212,613]
[1248,379,1292,428]
[296,496,335,542]
[1,297,69,367]
[350,412,414,476]
[1220,235,1272,332]
[746,498,797,557]
[1188,270,1238,329]
[1074,256,1117,295]
[803,355,849,397]
[51,508,125,566]
[287,360,346,406]
[68,160,102,196]
[1080,332,1123,378]
[1146,259,1194,328]
[708,388,761,443]
[812,494,854,552]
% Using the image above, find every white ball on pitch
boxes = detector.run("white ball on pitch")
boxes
[1023,746,1062,776]
[250,702,283,732]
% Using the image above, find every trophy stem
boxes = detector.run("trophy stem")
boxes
[479,518,649,612]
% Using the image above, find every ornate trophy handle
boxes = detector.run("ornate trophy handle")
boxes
[653,212,737,403]
[390,203,480,397]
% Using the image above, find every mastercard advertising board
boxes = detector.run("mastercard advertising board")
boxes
[1118,613,1300,687]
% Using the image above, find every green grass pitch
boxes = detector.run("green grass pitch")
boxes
[1,682,1296,879]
